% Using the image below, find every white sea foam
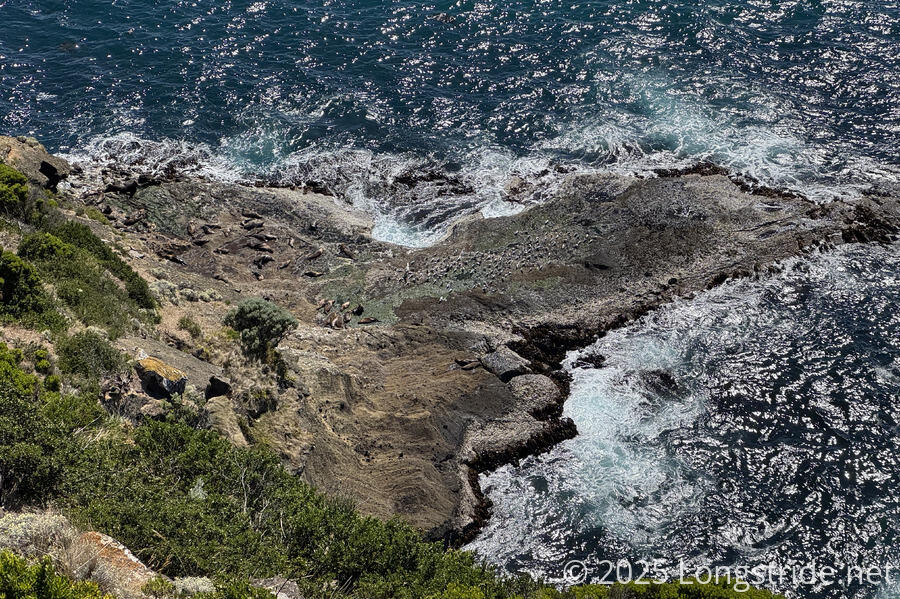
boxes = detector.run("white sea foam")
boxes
[467,244,900,597]
[61,113,899,249]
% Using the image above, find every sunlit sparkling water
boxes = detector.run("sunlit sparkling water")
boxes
[467,244,900,599]
[3,1,900,245]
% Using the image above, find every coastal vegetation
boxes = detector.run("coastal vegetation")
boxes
[0,160,792,598]
[0,335,784,599]
[224,298,298,360]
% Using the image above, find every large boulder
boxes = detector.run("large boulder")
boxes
[480,346,531,382]
[201,395,248,448]
[134,356,187,397]
[0,135,71,190]
[507,374,562,414]
[205,375,232,399]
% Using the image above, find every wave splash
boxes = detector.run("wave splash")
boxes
[467,244,900,599]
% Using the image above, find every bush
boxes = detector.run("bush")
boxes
[178,315,202,339]
[18,232,150,336]
[223,299,297,360]
[56,331,125,381]
[0,249,65,330]
[83,207,110,225]
[0,343,51,506]
[0,550,111,599]
[50,222,155,310]
[0,164,29,218]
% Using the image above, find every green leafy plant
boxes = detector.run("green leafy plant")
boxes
[49,221,155,310]
[56,331,125,381]
[0,248,65,330]
[0,164,29,218]
[142,576,177,598]
[223,298,298,360]
[0,550,111,599]
[18,232,152,336]
[178,315,202,339]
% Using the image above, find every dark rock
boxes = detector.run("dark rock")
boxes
[205,376,232,399]
[571,353,606,369]
[480,346,531,382]
[134,356,187,398]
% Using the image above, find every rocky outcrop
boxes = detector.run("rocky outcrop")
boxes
[480,346,532,382]
[53,145,900,544]
[201,395,249,447]
[0,135,71,190]
[0,512,156,599]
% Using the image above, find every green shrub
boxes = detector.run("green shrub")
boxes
[33,348,53,374]
[84,207,110,225]
[142,576,177,598]
[196,579,275,599]
[44,374,61,392]
[57,331,125,381]
[0,550,111,599]
[178,315,202,339]
[0,249,65,330]
[0,342,50,506]
[223,299,298,360]
[0,164,29,218]
[50,221,155,310]
[18,232,150,336]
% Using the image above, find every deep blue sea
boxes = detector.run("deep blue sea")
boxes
[2,0,899,244]
[4,2,900,598]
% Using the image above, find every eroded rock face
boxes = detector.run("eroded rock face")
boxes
[135,356,188,397]
[0,135,72,190]
[508,374,562,415]
[201,395,248,448]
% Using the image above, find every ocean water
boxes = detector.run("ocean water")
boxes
[4,4,900,597]
[2,0,900,244]
[466,244,900,599]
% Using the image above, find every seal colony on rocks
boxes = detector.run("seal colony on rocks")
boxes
[4,135,900,547]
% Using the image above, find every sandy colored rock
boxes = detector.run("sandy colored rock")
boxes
[202,395,248,448]
[134,356,188,397]
[507,374,562,413]
[0,135,71,189]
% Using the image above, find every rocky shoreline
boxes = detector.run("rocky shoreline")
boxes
[3,135,900,548]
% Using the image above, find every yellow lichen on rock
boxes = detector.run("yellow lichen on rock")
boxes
[135,356,187,397]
